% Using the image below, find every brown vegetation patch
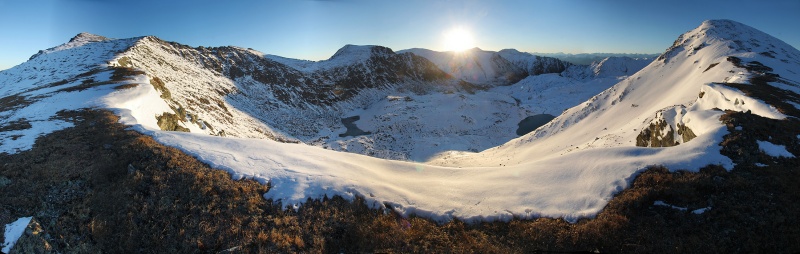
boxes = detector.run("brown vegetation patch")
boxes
[211,97,229,113]
[110,66,146,82]
[1,109,799,253]
[703,62,720,73]
[113,83,140,90]
[56,78,116,93]
[719,110,799,166]
[724,82,800,117]
[75,68,107,79]
[149,76,171,100]
[117,56,132,67]
[724,56,800,117]
[13,67,142,96]
[27,68,108,94]
[0,118,32,132]
[0,95,33,113]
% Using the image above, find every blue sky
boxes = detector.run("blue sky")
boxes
[1,0,798,70]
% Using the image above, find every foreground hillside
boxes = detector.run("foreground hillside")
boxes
[0,109,798,252]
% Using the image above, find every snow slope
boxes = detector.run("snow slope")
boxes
[2,20,798,223]
[319,73,622,161]
[563,56,653,78]
[398,47,527,85]
[266,44,377,72]
[430,19,796,167]
[0,34,141,153]
[497,49,573,76]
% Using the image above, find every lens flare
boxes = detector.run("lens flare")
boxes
[443,27,475,52]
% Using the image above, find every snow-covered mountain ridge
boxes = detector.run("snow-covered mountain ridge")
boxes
[563,56,653,79]
[1,20,797,223]
[397,47,572,85]
[0,31,621,160]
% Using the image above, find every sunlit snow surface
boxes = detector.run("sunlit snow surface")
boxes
[756,140,794,158]
[0,35,139,153]
[2,20,799,223]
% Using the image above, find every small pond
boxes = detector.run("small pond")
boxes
[339,115,372,137]
[516,114,556,136]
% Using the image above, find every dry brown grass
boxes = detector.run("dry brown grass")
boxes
[0,118,31,132]
[113,83,140,90]
[1,109,799,253]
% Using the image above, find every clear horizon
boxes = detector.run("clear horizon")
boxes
[1,0,798,71]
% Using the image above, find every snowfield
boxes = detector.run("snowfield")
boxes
[1,20,798,223]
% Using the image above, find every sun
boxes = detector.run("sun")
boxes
[443,27,475,52]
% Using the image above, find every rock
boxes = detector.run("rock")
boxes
[8,218,55,253]
[0,176,10,187]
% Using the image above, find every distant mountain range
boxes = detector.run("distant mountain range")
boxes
[532,52,660,65]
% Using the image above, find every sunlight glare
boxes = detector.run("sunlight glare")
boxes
[443,27,475,52]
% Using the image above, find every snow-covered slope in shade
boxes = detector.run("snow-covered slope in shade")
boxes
[497,49,573,76]
[266,44,378,73]
[2,20,798,224]
[398,47,527,85]
[590,56,652,78]
[564,56,653,78]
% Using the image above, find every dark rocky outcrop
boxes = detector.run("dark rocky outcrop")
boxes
[636,119,696,147]
[156,112,190,132]
[7,218,55,253]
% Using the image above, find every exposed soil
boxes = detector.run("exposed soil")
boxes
[1,108,799,253]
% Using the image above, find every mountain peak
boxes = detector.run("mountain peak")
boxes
[68,32,110,43]
[657,19,800,64]
[700,19,743,27]
[329,44,396,60]
[695,19,766,40]
[498,48,524,55]
[331,44,377,58]
[25,32,113,61]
